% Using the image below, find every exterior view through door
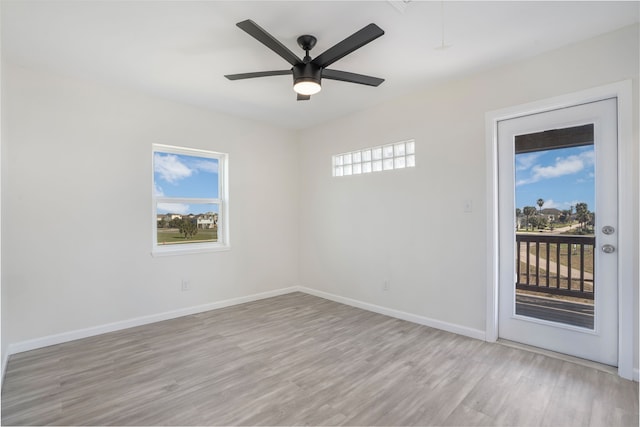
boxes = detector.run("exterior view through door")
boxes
[497,98,618,366]
[514,124,596,330]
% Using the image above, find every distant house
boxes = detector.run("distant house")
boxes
[157,213,183,224]
[197,212,218,229]
[541,208,562,222]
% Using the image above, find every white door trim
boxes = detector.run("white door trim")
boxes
[485,80,634,380]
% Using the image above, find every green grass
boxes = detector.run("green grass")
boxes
[157,228,217,245]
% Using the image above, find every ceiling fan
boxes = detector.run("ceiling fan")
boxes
[224,20,385,101]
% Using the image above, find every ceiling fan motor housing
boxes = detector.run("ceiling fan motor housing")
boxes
[293,62,322,87]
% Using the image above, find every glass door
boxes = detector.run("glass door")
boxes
[497,98,618,366]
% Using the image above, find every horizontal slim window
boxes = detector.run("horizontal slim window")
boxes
[333,139,415,177]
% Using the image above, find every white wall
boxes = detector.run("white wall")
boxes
[1,65,299,346]
[1,24,638,379]
[298,25,639,366]
[0,14,6,375]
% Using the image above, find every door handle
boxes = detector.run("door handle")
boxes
[602,244,615,254]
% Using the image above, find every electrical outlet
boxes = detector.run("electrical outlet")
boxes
[383,280,390,291]
[181,279,191,291]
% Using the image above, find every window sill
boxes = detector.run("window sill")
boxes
[151,243,231,257]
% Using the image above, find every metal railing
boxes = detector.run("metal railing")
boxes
[516,234,595,300]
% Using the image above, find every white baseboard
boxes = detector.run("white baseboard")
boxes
[5,285,634,382]
[8,286,299,356]
[6,285,486,359]
[298,287,486,341]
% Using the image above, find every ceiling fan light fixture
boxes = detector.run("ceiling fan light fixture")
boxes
[293,79,321,95]
[293,62,322,96]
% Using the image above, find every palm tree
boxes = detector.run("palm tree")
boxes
[575,202,590,230]
[523,206,537,231]
[569,205,574,227]
[537,198,544,215]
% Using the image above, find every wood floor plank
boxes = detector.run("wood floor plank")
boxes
[2,292,638,426]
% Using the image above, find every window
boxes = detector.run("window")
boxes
[152,144,229,255]
[333,139,415,177]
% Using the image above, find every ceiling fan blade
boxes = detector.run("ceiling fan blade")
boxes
[236,20,302,66]
[312,23,384,68]
[322,69,384,87]
[297,94,311,101]
[225,70,291,80]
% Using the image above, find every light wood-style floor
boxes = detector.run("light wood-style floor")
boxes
[2,292,638,426]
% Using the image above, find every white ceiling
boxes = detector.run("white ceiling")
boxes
[2,1,638,129]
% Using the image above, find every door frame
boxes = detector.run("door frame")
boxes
[485,80,635,380]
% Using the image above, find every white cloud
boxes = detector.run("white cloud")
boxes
[191,159,218,174]
[577,171,595,183]
[516,151,594,186]
[158,202,190,215]
[535,152,591,178]
[516,152,543,171]
[541,199,559,209]
[154,182,165,197]
[154,153,192,184]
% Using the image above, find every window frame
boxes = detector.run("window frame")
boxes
[151,144,230,256]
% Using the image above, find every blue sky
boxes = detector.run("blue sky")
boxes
[515,145,594,212]
[154,152,219,215]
